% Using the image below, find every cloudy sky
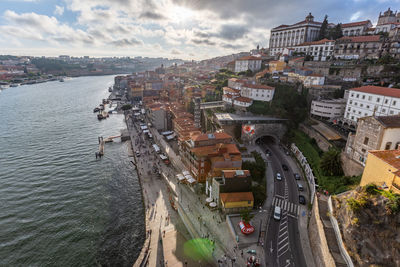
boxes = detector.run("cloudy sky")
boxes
[0,0,398,60]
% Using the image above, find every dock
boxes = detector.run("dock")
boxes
[96,136,104,158]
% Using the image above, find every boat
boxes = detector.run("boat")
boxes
[99,104,104,110]
[10,84,19,87]
[97,114,104,120]
[108,87,112,92]
[59,78,65,82]
[93,107,100,113]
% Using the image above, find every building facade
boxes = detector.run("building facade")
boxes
[234,56,262,73]
[293,38,335,61]
[343,86,400,126]
[269,13,322,56]
[341,20,373,36]
[345,115,400,166]
[240,83,275,102]
[360,149,400,193]
[310,98,346,120]
[334,35,383,60]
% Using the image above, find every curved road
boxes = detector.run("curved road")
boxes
[260,137,307,267]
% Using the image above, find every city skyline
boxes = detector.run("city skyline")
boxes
[0,0,398,60]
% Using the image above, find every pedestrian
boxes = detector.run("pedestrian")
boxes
[241,250,243,257]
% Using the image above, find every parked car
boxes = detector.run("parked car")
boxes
[135,151,140,157]
[294,173,301,180]
[273,206,281,220]
[265,149,271,156]
[282,164,289,171]
[299,195,306,205]
[276,172,282,181]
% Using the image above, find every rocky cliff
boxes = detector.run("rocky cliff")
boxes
[332,186,400,267]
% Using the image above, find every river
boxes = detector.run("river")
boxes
[0,76,145,266]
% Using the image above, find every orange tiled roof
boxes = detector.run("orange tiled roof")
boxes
[338,35,381,43]
[341,20,371,28]
[234,96,253,103]
[223,87,241,94]
[369,150,400,170]
[243,83,275,90]
[191,143,240,156]
[237,56,261,61]
[191,132,232,142]
[222,170,250,178]
[350,85,400,98]
[296,38,333,47]
[220,192,254,203]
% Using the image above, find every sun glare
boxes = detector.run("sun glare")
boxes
[170,5,194,23]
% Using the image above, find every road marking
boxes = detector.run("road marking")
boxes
[275,194,285,199]
[284,260,291,267]
[278,235,288,245]
[279,225,287,233]
[278,242,289,252]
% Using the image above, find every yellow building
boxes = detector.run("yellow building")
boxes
[220,192,254,212]
[268,60,287,72]
[360,149,400,193]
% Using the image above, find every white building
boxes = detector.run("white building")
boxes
[269,13,322,56]
[344,85,400,126]
[234,56,262,73]
[233,97,253,108]
[311,98,346,120]
[341,20,373,36]
[375,22,400,34]
[240,83,275,102]
[293,38,335,61]
[303,73,325,87]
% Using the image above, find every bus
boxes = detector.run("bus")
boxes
[153,144,161,154]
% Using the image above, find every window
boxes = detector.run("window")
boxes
[348,107,351,111]
[396,142,400,149]
[390,110,394,114]
[385,99,389,104]
[385,142,392,150]
[351,93,354,97]
[377,98,380,102]
[362,95,365,99]
[364,137,369,145]
[365,113,368,116]
[360,104,363,107]
[361,148,366,153]
[368,96,372,101]
[356,94,360,98]
[358,111,361,115]
[350,100,353,104]
[382,108,386,113]
[366,105,370,109]
[351,116,354,120]
[393,101,397,106]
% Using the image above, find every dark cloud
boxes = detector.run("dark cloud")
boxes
[218,24,248,40]
[192,38,216,46]
[171,49,181,54]
[194,31,210,38]
[110,37,143,47]
[221,43,245,49]
[139,11,166,20]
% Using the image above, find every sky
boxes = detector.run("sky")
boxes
[0,0,398,60]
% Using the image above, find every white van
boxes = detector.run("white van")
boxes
[273,206,281,220]
[153,144,161,154]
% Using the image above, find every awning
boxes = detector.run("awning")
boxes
[209,202,217,207]
[176,174,185,181]
[187,178,196,184]
[182,171,190,176]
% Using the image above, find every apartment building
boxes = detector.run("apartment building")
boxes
[293,38,335,61]
[343,85,400,126]
[234,56,262,73]
[345,115,400,166]
[310,98,346,120]
[334,35,382,60]
[341,20,373,36]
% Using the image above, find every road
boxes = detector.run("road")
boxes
[260,137,307,267]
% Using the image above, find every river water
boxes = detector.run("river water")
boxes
[0,76,144,266]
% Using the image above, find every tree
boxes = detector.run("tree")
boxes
[240,209,254,223]
[121,104,132,111]
[320,149,343,176]
[329,24,343,40]
[318,15,328,40]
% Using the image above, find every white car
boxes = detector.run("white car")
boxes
[273,206,281,220]
[276,172,282,181]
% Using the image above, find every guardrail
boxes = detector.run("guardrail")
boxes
[328,196,354,267]
[291,143,316,205]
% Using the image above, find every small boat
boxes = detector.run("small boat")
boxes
[108,87,112,92]
[93,107,100,113]
[10,84,19,87]
[59,78,65,82]
[99,104,104,110]
[97,114,104,120]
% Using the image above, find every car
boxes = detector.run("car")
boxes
[297,183,304,191]
[294,173,301,180]
[276,172,282,181]
[299,195,306,205]
[135,151,140,157]
[273,206,281,220]
[282,164,289,171]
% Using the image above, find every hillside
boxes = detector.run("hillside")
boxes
[332,185,400,267]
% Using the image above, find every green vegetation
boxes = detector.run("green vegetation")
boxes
[31,58,78,72]
[237,69,254,77]
[243,151,267,207]
[121,104,132,111]
[347,196,369,213]
[317,15,328,40]
[240,209,254,223]
[290,129,361,194]
[320,149,343,176]
[248,83,308,128]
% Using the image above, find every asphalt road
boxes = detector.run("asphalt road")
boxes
[260,137,307,267]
